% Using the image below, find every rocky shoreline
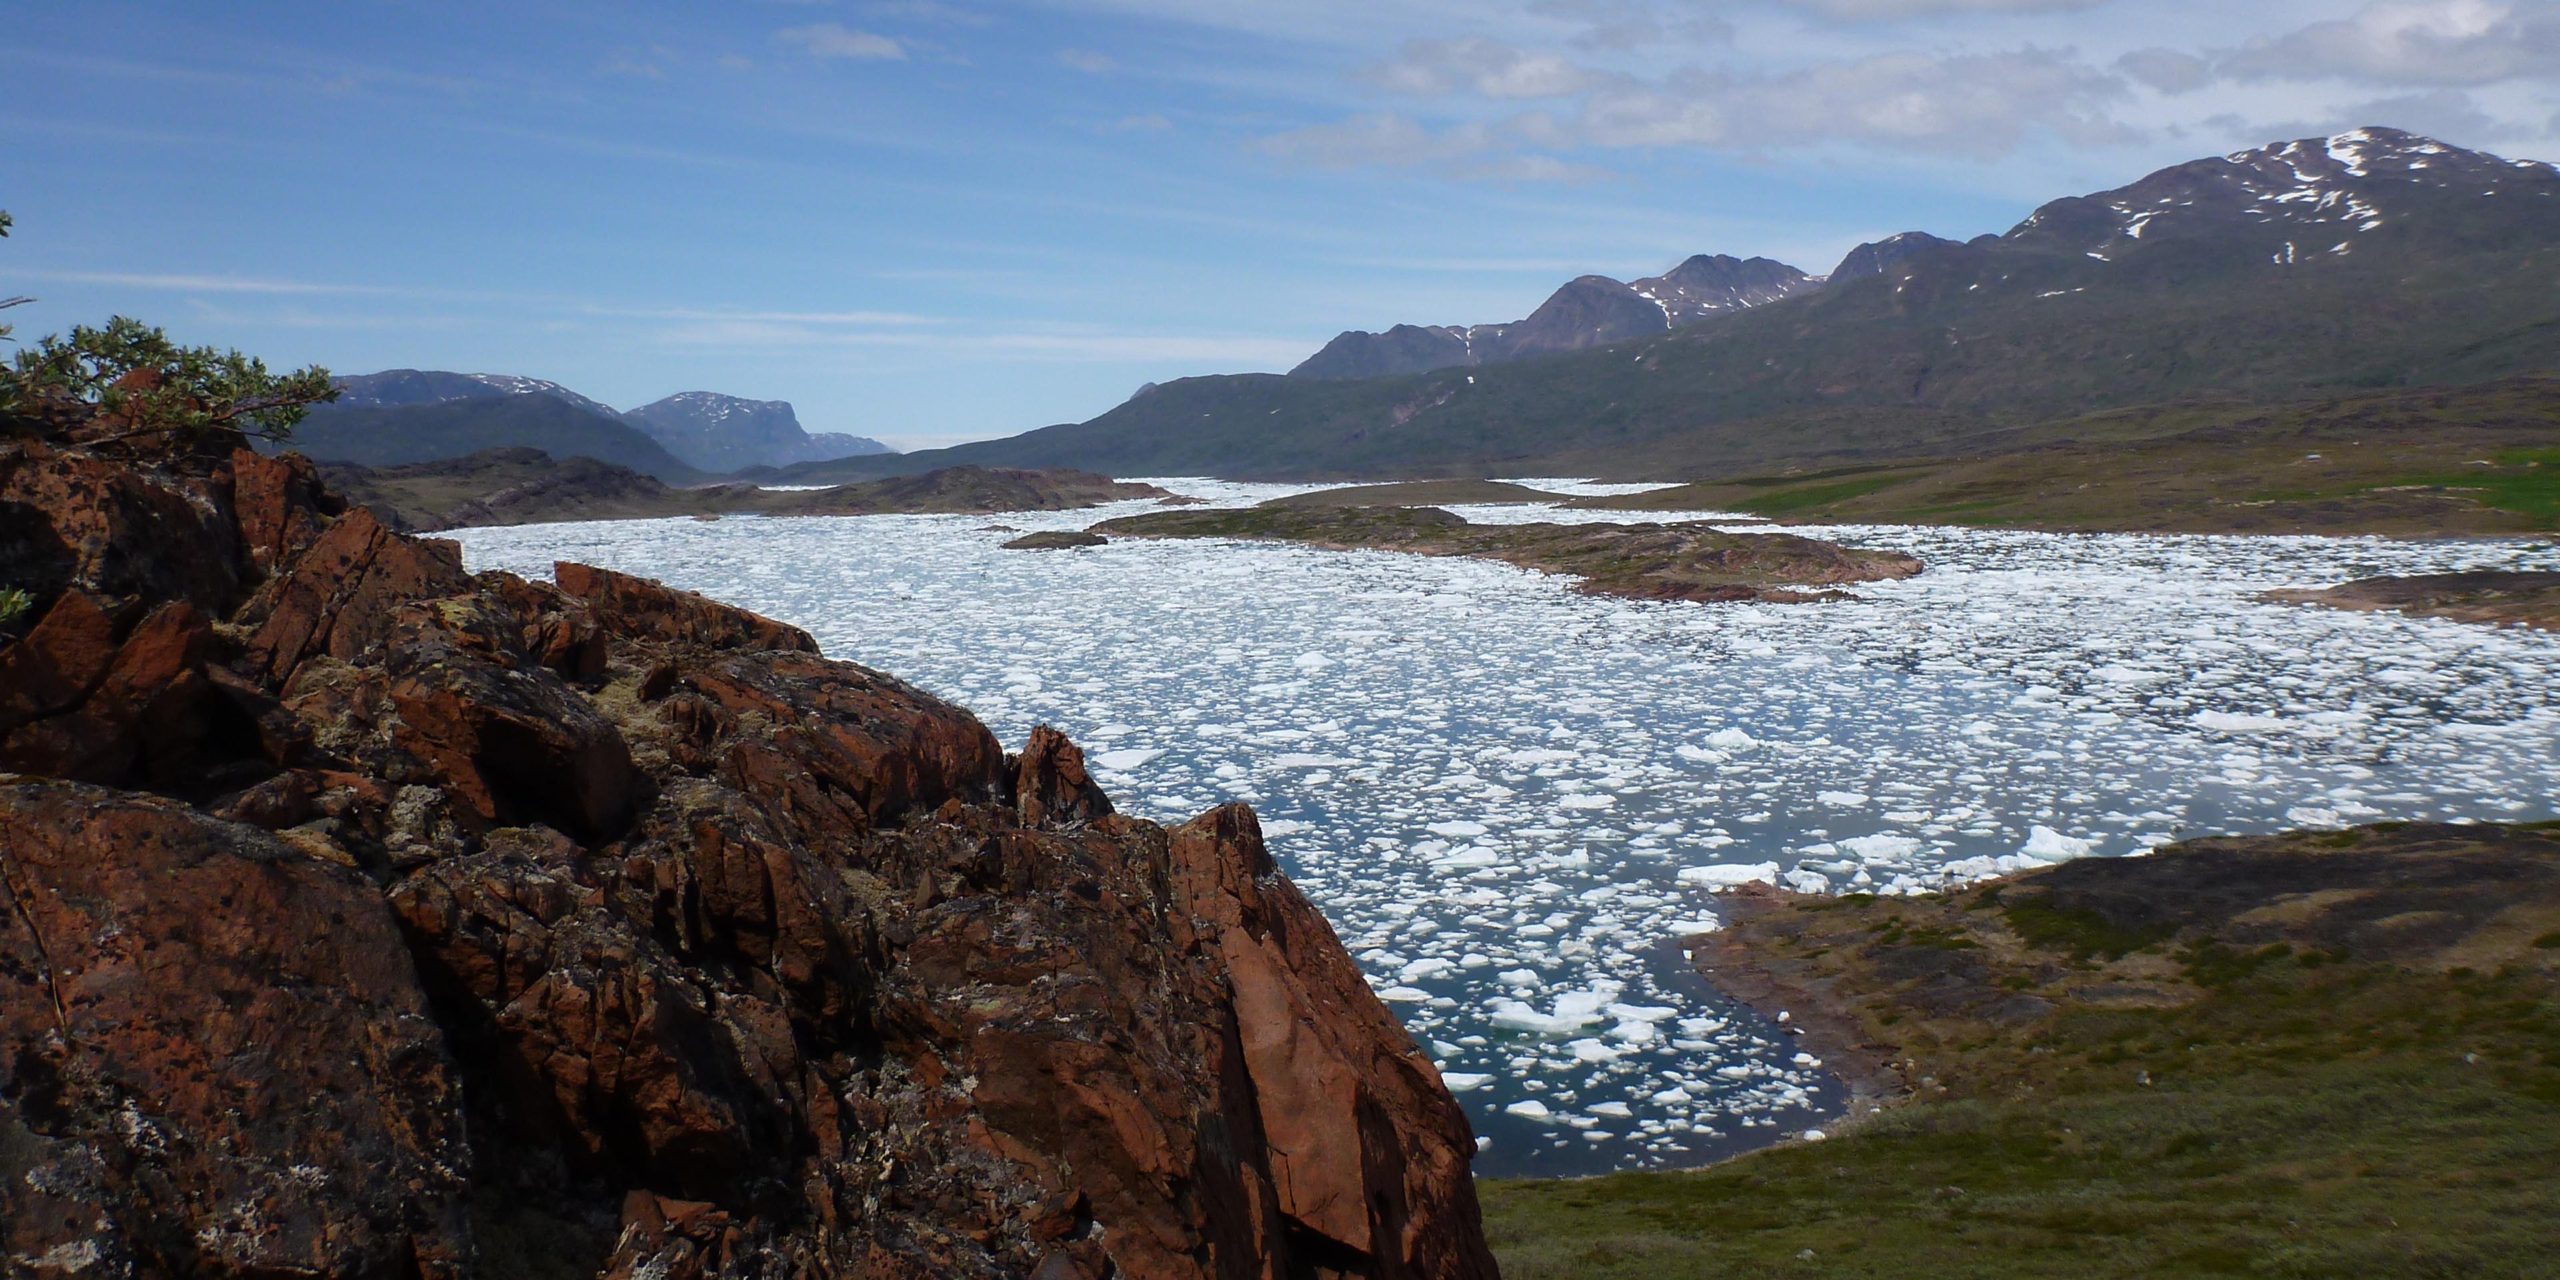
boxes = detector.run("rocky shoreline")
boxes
[0,406,1494,1278]
[2263,569,2560,630]
[1682,821,2560,1130]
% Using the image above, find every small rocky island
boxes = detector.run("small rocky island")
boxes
[2264,569,2560,630]
[1092,505,1923,603]
[324,448,1175,531]
[0,406,1492,1275]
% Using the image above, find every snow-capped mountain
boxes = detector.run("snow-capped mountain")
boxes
[332,369,625,422]
[1629,254,1817,323]
[623,391,891,473]
[1290,255,1817,380]
[2004,127,2560,265]
[1285,129,2560,386]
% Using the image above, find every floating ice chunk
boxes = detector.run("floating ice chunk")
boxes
[1817,791,1870,807]
[1428,820,1490,838]
[1838,834,1921,861]
[2193,710,2288,733]
[1605,1003,1679,1022]
[1442,1072,1493,1092]
[1093,748,1163,771]
[1588,1101,1634,1118]
[1678,862,1780,891]
[2019,826,2096,859]
[1504,1099,1554,1121]
[1706,728,1759,750]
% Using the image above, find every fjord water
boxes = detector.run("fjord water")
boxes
[455,484,2560,1178]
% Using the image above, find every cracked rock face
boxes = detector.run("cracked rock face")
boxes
[0,412,1495,1279]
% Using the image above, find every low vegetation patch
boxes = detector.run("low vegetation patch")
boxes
[1484,823,2560,1278]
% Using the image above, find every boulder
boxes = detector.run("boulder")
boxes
[0,782,470,1278]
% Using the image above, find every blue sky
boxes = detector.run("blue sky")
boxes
[7,1,2559,448]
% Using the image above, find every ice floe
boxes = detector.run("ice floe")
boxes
[455,479,2560,1177]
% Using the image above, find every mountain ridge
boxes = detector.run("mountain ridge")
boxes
[795,127,2560,485]
[325,371,893,476]
[1291,253,1822,380]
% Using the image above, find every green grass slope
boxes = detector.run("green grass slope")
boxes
[1566,380,2560,534]
[1482,822,2560,1279]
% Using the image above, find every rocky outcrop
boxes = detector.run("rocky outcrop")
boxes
[1096,505,1924,604]
[0,411,1494,1278]
[2263,569,2560,631]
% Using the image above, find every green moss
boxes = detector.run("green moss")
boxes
[2002,901,2176,960]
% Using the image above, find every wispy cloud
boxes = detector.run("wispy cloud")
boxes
[12,269,412,296]
[2223,0,2560,87]
[777,23,910,61]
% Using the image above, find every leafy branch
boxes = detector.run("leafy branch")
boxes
[0,211,333,442]
[2,317,337,442]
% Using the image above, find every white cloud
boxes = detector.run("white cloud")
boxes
[777,23,909,62]
[1058,48,1118,73]
[1526,0,1733,51]
[2224,0,2560,87]
[1259,113,1502,170]
[1268,45,2136,173]
[2116,47,2214,94]
[1362,37,1608,99]
[2214,88,2519,145]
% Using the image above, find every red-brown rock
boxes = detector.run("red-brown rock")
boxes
[554,561,819,653]
[238,506,470,684]
[228,446,336,576]
[0,407,1499,1279]
[1014,723,1115,828]
[0,781,470,1278]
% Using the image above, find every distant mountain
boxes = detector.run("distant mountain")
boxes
[332,369,626,422]
[290,394,702,482]
[623,391,892,473]
[1291,254,1818,380]
[321,371,893,477]
[1827,233,1962,282]
[841,128,2560,482]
